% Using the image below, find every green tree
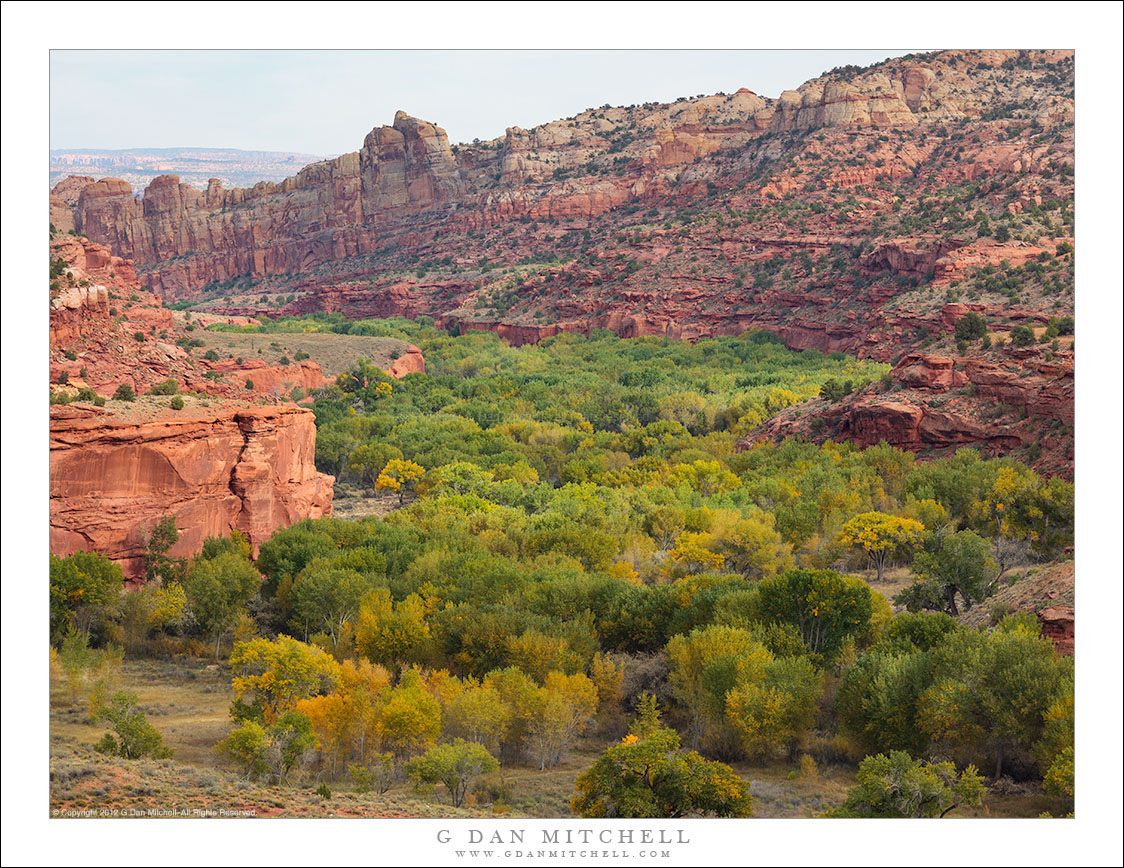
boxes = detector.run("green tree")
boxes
[201,530,253,561]
[1009,324,1035,347]
[267,711,317,785]
[897,530,997,616]
[1036,690,1074,801]
[753,569,874,661]
[954,312,988,343]
[116,581,187,652]
[668,460,740,497]
[725,654,823,761]
[667,625,763,751]
[835,649,936,756]
[349,753,396,795]
[215,720,270,780]
[184,551,261,656]
[571,696,753,818]
[829,751,985,818]
[406,739,499,807]
[819,378,854,403]
[142,516,186,585]
[49,551,123,642]
[977,469,1075,562]
[918,619,1072,778]
[256,526,337,595]
[289,561,380,647]
[871,611,961,655]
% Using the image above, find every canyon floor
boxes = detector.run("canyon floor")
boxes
[48,658,1068,820]
[49,564,1073,820]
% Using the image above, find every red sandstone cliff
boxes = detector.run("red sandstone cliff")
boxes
[388,344,426,378]
[49,238,336,578]
[62,51,1074,304]
[50,404,333,579]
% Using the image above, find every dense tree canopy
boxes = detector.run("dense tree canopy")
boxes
[64,318,1076,817]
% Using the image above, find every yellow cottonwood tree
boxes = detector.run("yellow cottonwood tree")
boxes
[528,671,598,770]
[838,512,924,582]
[229,635,341,723]
[668,532,724,575]
[354,589,429,672]
[375,458,426,504]
[444,684,512,752]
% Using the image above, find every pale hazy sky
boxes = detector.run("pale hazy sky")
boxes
[49,49,920,155]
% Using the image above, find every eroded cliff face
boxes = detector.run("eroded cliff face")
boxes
[50,404,333,579]
[49,236,139,347]
[69,110,471,299]
[49,237,338,578]
[65,50,1074,303]
[740,351,1074,478]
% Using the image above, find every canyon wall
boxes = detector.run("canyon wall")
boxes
[63,50,1074,302]
[53,49,1074,476]
[50,404,333,579]
[49,236,337,579]
[69,110,469,299]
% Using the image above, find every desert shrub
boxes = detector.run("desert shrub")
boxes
[148,378,179,396]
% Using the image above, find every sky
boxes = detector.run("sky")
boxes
[49,49,921,155]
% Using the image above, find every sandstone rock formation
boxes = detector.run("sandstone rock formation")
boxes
[51,175,97,232]
[55,49,1074,474]
[741,350,1074,477]
[388,344,425,378]
[1037,606,1075,656]
[67,111,471,299]
[50,404,333,579]
[49,235,139,346]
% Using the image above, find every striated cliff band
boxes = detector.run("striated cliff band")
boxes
[50,404,333,579]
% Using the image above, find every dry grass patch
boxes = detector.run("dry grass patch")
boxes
[193,332,411,379]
